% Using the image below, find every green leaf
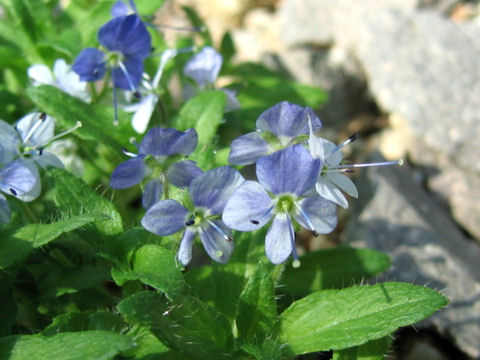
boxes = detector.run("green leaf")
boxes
[124,326,176,360]
[0,331,135,360]
[0,0,37,41]
[45,168,123,235]
[0,274,16,337]
[236,261,276,341]
[27,85,133,154]
[280,247,391,296]
[220,31,236,65]
[280,282,448,354]
[0,213,106,269]
[174,90,226,147]
[332,337,393,360]
[136,0,165,14]
[118,291,232,360]
[112,244,185,300]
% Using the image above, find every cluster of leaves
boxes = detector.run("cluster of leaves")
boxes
[0,0,447,359]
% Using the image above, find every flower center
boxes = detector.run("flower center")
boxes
[276,194,295,214]
[106,51,124,67]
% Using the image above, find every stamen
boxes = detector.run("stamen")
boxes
[206,219,233,242]
[326,133,358,158]
[294,202,317,234]
[286,213,298,263]
[321,168,354,173]
[335,159,403,169]
[39,112,47,121]
[117,61,138,94]
[113,87,119,126]
[185,216,195,226]
[121,148,138,158]
[50,121,82,142]
[250,220,259,225]
[22,113,48,144]
[38,147,44,155]
[9,188,17,196]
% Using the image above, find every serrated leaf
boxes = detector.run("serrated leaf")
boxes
[112,244,185,300]
[0,213,106,269]
[118,291,233,360]
[281,247,391,295]
[174,91,226,147]
[45,168,123,235]
[236,261,276,341]
[280,282,448,354]
[27,85,134,154]
[332,337,393,360]
[0,330,135,360]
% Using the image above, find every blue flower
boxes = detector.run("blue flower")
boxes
[110,127,202,209]
[228,101,322,165]
[111,0,137,17]
[222,145,337,265]
[72,14,151,92]
[142,166,244,265]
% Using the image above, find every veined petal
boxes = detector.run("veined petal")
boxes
[177,229,196,266]
[198,220,234,264]
[139,128,198,156]
[265,213,293,264]
[256,145,319,196]
[110,157,146,189]
[167,160,203,188]
[16,112,55,148]
[294,195,337,234]
[28,64,54,86]
[127,93,158,133]
[111,1,131,17]
[325,172,358,198]
[53,59,90,102]
[30,151,64,169]
[228,132,270,166]
[0,159,39,201]
[0,120,20,164]
[324,138,342,166]
[183,47,222,87]
[142,179,163,210]
[98,14,151,59]
[315,176,349,209]
[190,166,244,215]
[112,57,144,90]
[141,199,188,236]
[256,102,322,141]
[72,48,107,82]
[222,180,274,231]
[0,193,10,223]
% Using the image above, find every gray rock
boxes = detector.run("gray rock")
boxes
[343,155,480,358]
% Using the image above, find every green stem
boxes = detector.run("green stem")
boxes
[21,202,37,223]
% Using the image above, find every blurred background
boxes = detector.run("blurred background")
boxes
[158,1,480,359]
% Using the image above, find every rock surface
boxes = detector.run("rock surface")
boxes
[343,156,480,358]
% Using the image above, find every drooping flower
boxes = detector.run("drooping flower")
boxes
[110,127,202,209]
[223,145,337,265]
[142,166,244,265]
[183,46,240,111]
[72,14,151,117]
[123,47,194,133]
[307,120,402,208]
[228,101,322,166]
[28,59,91,102]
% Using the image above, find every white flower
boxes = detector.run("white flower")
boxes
[28,59,91,102]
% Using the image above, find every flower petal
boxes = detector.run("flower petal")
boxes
[167,160,203,188]
[139,128,198,156]
[112,57,143,90]
[127,93,158,133]
[222,180,274,231]
[30,151,64,169]
[265,213,293,264]
[294,195,337,234]
[177,229,196,266]
[28,64,54,86]
[256,145,319,196]
[0,193,10,223]
[53,59,90,102]
[221,88,240,112]
[183,47,222,87]
[111,1,130,17]
[0,120,20,164]
[315,176,348,208]
[142,179,163,210]
[0,159,40,202]
[198,220,234,264]
[228,132,270,166]
[141,199,188,236]
[110,157,146,189]
[98,14,151,59]
[16,112,55,148]
[72,48,107,82]
[256,102,322,142]
[325,172,358,198]
[190,166,244,215]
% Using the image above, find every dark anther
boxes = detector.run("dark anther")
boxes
[38,147,44,155]
[133,91,141,99]
[345,169,354,173]
[250,220,259,225]
[9,188,17,196]
[348,133,358,142]
[93,69,99,76]
[185,218,195,226]
[312,231,319,237]
[39,112,47,121]
[150,46,155,53]
[226,236,234,242]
